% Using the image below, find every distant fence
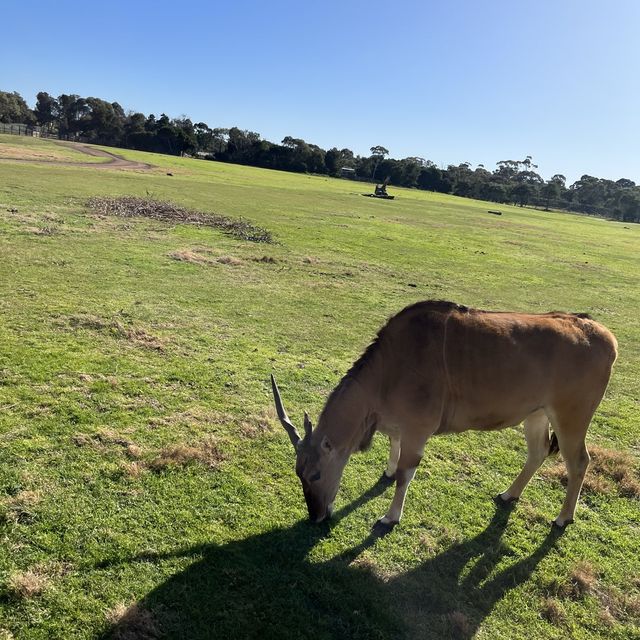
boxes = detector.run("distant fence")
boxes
[0,122,41,137]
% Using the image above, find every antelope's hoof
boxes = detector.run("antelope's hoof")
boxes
[372,517,398,537]
[551,518,574,530]
[378,471,395,486]
[494,493,518,508]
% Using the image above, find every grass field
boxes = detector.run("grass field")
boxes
[0,139,638,639]
[0,135,110,164]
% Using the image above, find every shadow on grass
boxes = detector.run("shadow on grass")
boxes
[99,482,563,640]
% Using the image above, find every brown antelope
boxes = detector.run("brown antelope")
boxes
[271,301,617,533]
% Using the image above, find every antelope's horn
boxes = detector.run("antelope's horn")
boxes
[270,374,301,448]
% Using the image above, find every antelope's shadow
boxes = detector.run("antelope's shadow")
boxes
[99,483,562,639]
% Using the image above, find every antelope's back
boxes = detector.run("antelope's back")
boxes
[444,308,617,424]
[378,302,617,432]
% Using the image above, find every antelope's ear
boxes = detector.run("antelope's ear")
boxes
[304,412,313,439]
[320,436,333,454]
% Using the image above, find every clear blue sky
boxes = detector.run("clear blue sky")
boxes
[2,0,639,183]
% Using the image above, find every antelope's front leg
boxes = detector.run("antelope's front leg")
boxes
[380,436,401,483]
[374,447,423,535]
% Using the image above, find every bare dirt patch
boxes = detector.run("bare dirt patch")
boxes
[87,196,272,243]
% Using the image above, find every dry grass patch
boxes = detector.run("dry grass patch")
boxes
[169,250,243,266]
[7,569,48,599]
[147,407,231,431]
[569,561,598,597]
[67,314,166,351]
[598,586,640,624]
[0,145,66,162]
[148,436,226,472]
[541,444,640,498]
[25,225,58,236]
[547,562,640,625]
[112,322,166,351]
[120,461,146,478]
[448,610,473,637]
[168,250,214,265]
[95,428,134,447]
[540,597,566,626]
[126,443,143,458]
[252,255,278,264]
[216,255,243,266]
[2,490,41,524]
[73,429,136,450]
[238,408,276,438]
[418,531,437,554]
[106,602,160,640]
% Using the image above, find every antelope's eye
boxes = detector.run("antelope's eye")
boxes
[309,471,321,482]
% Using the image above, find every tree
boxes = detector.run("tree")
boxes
[541,180,562,210]
[173,117,197,156]
[123,112,149,149]
[324,147,341,175]
[511,183,533,206]
[34,92,58,131]
[227,127,260,161]
[211,128,229,155]
[417,166,451,193]
[56,94,89,138]
[370,145,389,180]
[0,91,35,124]
[615,191,640,222]
[82,97,125,144]
[194,122,214,153]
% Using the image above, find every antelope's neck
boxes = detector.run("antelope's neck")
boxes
[317,374,377,454]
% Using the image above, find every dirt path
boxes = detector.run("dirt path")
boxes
[0,140,153,170]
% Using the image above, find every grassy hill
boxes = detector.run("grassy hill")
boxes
[0,136,638,639]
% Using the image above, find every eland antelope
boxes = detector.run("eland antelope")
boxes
[271,301,617,533]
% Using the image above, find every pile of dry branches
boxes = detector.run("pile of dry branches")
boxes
[86,196,273,243]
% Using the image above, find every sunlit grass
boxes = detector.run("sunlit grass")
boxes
[0,142,638,639]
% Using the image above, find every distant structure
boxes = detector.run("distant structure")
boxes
[361,176,395,200]
[340,167,356,179]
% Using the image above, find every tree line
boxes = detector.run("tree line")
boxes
[1,89,639,223]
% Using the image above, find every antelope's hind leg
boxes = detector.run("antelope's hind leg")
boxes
[498,409,552,505]
[551,419,591,528]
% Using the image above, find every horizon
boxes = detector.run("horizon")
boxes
[2,0,639,184]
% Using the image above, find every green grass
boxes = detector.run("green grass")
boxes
[0,141,638,639]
